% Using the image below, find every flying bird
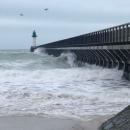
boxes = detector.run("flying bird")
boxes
[19,13,24,16]
[44,8,48,11]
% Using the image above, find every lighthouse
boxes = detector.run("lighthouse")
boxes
[30,30,37,52]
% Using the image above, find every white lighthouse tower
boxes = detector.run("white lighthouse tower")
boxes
[30,30,37,52]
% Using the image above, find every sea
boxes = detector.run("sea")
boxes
[0,49,129,120]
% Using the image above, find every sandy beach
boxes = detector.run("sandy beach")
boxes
[0,115,112,130]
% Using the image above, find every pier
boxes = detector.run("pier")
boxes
[33,22,130,80]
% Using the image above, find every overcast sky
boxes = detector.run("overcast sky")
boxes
[0,0,130,49]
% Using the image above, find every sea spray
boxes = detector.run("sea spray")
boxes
[57,52,77,67]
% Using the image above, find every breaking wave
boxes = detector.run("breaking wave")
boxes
[0,49,129,119]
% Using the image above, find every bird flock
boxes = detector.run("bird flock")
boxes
[19,8,49,16]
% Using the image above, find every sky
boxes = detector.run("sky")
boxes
[0,0,130,49]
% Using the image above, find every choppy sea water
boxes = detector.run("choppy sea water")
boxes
[0,49,129,119]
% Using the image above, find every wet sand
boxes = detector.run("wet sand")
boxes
[0,115,112,130]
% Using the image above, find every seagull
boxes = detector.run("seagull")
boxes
[19,13,24,16]
[44,8,48,11]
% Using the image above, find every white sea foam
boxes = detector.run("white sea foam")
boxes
[0,50,129,119]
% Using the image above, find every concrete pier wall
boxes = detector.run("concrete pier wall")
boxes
[123,61,130,80]
[99,105,130,130]
[43,45,130,80]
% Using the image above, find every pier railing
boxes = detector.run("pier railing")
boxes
[39,23,130,48]
[86,22,130,44]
